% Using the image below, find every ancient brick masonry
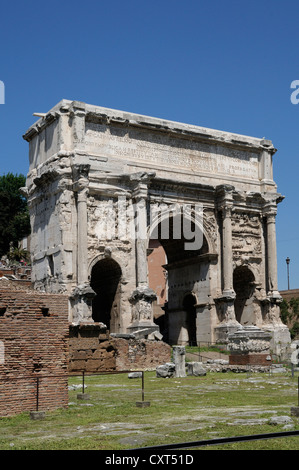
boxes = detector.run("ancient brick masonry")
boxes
[0,281,69,417]
[68,325,171,372]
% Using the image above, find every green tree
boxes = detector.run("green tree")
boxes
[0,173,31,257]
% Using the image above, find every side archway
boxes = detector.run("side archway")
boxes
[90,258,122,331]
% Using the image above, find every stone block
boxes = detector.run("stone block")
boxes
[187,362,207,376]
[77,393,90,400]
[156,362,175,378]
[30,411,46,420]
[128,372,142,378]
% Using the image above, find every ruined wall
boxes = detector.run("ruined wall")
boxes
[112,337,171,371]
[0,281,69,417]
[68,325,171,372]
[68,324,116,372]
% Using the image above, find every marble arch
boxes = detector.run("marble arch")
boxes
[23,100,291,354]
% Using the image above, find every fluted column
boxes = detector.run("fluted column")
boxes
[264,208,282,303]
[222,204,235,298]
[71,164,95,324]
[214,185,240,339]
[135,191,148,287]
[266,212,278,294]
[128,172,158,335]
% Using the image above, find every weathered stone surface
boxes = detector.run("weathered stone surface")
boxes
[23,100,291,356]
[128,372,142,378]
[173,345,186,377]
[269,415,293,426]
[156,362,176,378]
[187,362,207,376]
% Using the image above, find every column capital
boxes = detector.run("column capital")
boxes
[72,164,90,192]
[130,171,155,200]
[216,184,234,214]
[221,204,233,218]
[265,211,277,223]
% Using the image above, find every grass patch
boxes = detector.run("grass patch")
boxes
[1,370,299,450]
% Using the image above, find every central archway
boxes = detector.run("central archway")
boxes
[183,293,197,346]
[90,258,122,331]
[148,211,211,345]
[233,266,255,324]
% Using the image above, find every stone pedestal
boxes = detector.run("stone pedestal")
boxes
[128,286,159,336]
[70,284,96,324]
[30,411,45,420]
[214,293,241,344]
[77,393,90,400]
[228,325,272,365]
[136,401,150,408]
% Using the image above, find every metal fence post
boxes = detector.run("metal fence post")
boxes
[36,377,39,411]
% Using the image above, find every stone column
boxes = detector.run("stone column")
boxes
[266,211,279,297]
[71,164,95,324]
[261,203,291,359]
[127,172,158,336]
[214,185,240,343]
[222,204,235,298]
[135,192,148,288]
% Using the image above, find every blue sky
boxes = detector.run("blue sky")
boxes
[0,0,298,290]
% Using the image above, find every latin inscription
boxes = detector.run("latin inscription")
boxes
[84,121,259,180]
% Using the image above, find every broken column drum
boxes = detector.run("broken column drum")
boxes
[23,100,291,355]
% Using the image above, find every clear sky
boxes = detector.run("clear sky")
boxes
[0,0,298,290]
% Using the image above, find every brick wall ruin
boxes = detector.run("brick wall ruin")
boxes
[0,280,171,416]
[0,281,69,416]
[68,326,171,373]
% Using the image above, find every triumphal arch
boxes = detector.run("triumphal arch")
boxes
[23,100,291,354]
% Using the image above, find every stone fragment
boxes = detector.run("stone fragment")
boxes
[187,362,207,376]
[156,362,175,378]
[128,372,142,379]
[269,415,293,426]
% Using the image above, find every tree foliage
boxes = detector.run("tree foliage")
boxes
[280,297,299,339]
[0,173,31,257]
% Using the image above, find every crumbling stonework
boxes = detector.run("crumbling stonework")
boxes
[22,100,291,356]
[228,325,272,365]
[68,325,171,372]
[0,280,69,416]
[113,336,171,371]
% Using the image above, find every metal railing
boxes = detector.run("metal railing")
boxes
[0,369,148,413]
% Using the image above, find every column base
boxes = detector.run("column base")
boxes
[70,284,96,324]
[128,286,158,338]
[30,411,46,420]
[214,322,241,344]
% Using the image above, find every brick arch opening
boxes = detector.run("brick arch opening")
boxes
[90,258,122,331]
